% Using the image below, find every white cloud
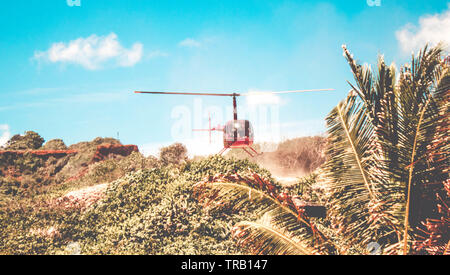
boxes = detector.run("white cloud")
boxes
[34,33,143,70]
[179,38,201,48]
[396,5,450,54]
[0,124,11,147]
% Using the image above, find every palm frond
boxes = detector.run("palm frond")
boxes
[232,215,319,255]
[383,45,447,254]
[194,173,334,254]
[323,91,378,248]
[400,51,449,254]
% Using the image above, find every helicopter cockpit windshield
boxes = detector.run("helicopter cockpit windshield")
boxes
[224,120,254,142]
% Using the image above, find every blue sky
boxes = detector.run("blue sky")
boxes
[0,0,449,156]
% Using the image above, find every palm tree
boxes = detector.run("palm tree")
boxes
[325,44,449,255]
[195,44,449,255]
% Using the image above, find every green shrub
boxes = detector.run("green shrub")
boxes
[73,156,273,255]
[4,131,45,150]
[159,143,188,166]
[41,139,67,150]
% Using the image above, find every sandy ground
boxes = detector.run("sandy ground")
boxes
[56,183,108,209]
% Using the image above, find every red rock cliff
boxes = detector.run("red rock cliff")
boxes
[91,144,139,163]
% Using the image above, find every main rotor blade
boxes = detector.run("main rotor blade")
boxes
[240,88,334,96]
[135,88,334,97]
[135,91,239,96]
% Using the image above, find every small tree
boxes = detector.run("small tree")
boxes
[5,131,45,150]
[159,143,188,166]
[42,139,68,150]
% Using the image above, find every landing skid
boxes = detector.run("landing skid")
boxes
[242,146,263,157]
[217,146,262,157]
[217,147,229,155]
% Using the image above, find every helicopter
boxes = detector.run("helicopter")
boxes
[135,89,334,157]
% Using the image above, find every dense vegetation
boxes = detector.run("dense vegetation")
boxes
[0,145,279,255]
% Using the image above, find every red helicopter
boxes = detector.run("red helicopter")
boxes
[135,89,333,156]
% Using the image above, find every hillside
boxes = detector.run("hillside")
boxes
[1,132,323,255]
[0,134,153,204]
[0,157,280,254]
